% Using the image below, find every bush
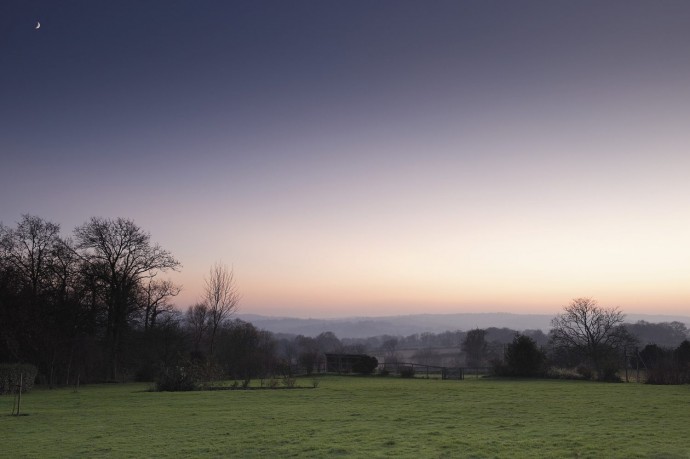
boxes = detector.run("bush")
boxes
[544,367,587,380]
[352,355,378,375]
[597,360,622,382]
[490,358,508,377]
[0,363,38,394]
[399,366,416,378]
[154,366,198,392]
[576,365,594,380]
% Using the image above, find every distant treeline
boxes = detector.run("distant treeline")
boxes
[1,215,689,387]
[336,320,688,358]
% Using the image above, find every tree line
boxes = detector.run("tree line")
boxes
[470,298,690,383]
[0,215,392,388]
[0,215,182,385]
[2,215,689,387]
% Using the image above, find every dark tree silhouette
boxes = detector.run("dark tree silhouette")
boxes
[0,214,61,296]
[139,279,181,331]
[352,355,378,375]
[296,336,319,375]
[315,331,342,353]
[503,334,545,377]
[550,298,634,379]
[186,302,209,355]
[217,319,275,383]
[75,217,180,380]
[382,337,399,363]
[0,215,87,386]
[203,262,239,357]
[462,328,488,367]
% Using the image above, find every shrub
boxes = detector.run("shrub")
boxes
[352,355,378,375]
[576,365,593,380]
[544,367,586,380]
[490,358,508,377]
[0,363,38,394]
[399,366,415,378]
[597,359,622,382]
[154,366,198,392]
[282,376,296,388]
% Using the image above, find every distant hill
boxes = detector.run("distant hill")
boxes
[238,312,690,339]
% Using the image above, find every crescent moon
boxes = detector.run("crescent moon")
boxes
[35,21,41,29]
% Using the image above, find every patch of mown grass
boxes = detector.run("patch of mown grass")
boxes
[1,377,689,458]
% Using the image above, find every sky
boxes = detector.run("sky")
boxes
[2,1,690,318]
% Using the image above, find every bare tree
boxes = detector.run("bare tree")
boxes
[75,217,180,379]
[140,279,181,331]
[0,214,62,296]
[203,262,240,356]
[382,337,399,364]
[0,215,68,387]
[186,302,209,354]
[550,297,633,377]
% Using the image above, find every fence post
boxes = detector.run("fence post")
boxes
[624,347,629,382]
[18,373,22,415]
[13,373,23,416]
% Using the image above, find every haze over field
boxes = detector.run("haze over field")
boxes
[3,1,690,317]
[238,312,690,338]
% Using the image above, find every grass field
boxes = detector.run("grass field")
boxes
[2,376,689,458]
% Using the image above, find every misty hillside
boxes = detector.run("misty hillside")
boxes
[238,312,690,339]
[238,313,690,338]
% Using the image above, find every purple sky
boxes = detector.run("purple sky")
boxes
[3,1,690,317]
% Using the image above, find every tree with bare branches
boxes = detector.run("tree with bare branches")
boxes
[186,302,209,355]
[74,217,180,379]
[0,214,62,296]
[140,279,181,331]
[0,215,75,386]
[550,297,634,379]
[203,262,240,356]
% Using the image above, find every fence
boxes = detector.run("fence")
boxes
[380,362,472,380]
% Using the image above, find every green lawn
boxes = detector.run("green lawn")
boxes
[2,377,689,458]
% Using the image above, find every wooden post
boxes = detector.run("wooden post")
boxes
[15,373,23,416]
[624,347,629,383]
